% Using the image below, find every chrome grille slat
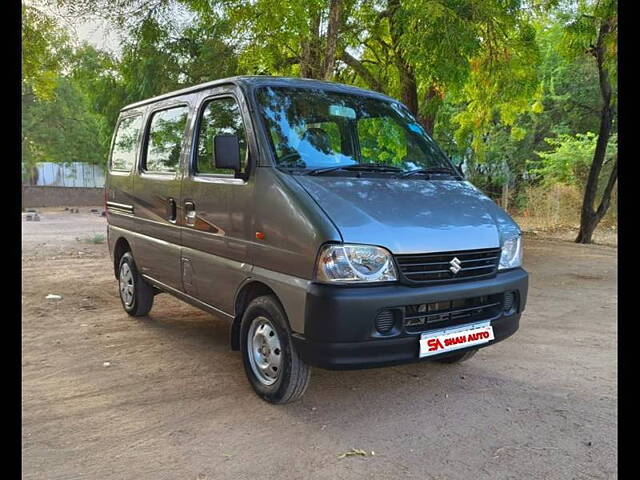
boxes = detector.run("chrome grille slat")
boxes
[395,248,501,284]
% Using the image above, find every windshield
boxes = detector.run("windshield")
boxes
[255,86,454,174]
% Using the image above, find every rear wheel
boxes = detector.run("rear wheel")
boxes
[433,348,478,364]
[118,252,154,317]
[240,295,310,404]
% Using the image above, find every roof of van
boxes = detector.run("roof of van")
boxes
[120,75,397,111]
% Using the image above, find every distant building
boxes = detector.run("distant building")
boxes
[22,162,105,188]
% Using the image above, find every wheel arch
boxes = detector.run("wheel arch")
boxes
[113,236,132,278]
[231,280,286,351]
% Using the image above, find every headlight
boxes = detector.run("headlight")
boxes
[499,234,523,270]
[315,244,398,283]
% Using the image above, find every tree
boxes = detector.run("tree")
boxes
[532,132,617,188]
[560,0,617,243]
[22,4,69,100]
[22,76,109,183]
[22,4,72,183]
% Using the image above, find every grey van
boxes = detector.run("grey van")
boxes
[106,76,528,404]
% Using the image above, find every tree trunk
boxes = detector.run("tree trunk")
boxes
[398,65,419,116]
[322,0,342,80]
[576,18,616,244]
[418,85,440,136]
[300,8,322,78]
[388,0,419,118]
[27,165,39,185]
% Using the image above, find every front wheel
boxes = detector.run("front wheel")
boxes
[240,295,311,404]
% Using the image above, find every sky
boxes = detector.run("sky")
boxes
[73,18,123,55]
[28,0,197,57]
[28,0,125,56]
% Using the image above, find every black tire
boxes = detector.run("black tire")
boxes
[117,251,154,317]
[240,295,311,404]
[433,348,478,364]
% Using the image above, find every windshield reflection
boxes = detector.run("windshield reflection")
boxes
[255,86,453,174]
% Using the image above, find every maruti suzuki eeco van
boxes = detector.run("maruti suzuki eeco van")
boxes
[106,76,528,404]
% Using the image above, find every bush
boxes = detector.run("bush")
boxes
[512,183,617,231]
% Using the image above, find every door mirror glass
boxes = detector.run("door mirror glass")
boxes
[213,134,240,172]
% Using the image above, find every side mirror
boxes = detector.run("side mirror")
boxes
[213,134,241,173]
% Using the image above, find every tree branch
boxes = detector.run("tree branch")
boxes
[339,50,384,93]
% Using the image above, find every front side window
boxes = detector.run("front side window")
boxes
[110,115,142,171]
[255,86,452,173]
[195,97,248,175]
[144,106,189,173]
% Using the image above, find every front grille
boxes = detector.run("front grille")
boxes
[403,294,503,333]
[395,248,501,285]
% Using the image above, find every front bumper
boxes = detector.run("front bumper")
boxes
[292,268,528,369]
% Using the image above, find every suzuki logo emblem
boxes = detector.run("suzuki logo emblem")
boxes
[449,257,462,274]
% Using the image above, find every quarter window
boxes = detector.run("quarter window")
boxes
[195,97,248,175]
[110,115,142,171]
[144,106,189,173]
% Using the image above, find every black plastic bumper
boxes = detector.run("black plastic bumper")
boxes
[292,268,528,370]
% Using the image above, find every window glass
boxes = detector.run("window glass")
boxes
[268,120,344,163]
[357,117,407,167]
[255,86,452,172]
[110,115,142,171]
[195,97,248,175]
[144,106,189,173]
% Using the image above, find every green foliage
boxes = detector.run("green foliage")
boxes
[531,132,617,187]
[22,4,69,100]
[22,0,618,233]
[22,77,108,171]
[358,117,407,166]
[559,0,617,90]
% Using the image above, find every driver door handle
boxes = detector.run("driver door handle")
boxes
[184,200,196,226]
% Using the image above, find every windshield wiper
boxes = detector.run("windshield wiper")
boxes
[306,163,404,176]
[398,167,462,179]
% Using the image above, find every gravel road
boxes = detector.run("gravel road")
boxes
[22,209,617,479]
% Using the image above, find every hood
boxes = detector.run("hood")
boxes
[294,176,520,254]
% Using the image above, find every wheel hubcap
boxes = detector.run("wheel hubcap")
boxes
[119,263,134,307]
[247,317,282,386]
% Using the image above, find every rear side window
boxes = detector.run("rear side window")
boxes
[195,97,248,175]
[144,106,189,173]
[110,115,142,171]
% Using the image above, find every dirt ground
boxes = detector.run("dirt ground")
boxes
[512,215,618,248]
[22,208,617,480]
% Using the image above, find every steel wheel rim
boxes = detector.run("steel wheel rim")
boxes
[119,262,134,307]
[247,316,282,386]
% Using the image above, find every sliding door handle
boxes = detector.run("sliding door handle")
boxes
[184,200,196,226]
